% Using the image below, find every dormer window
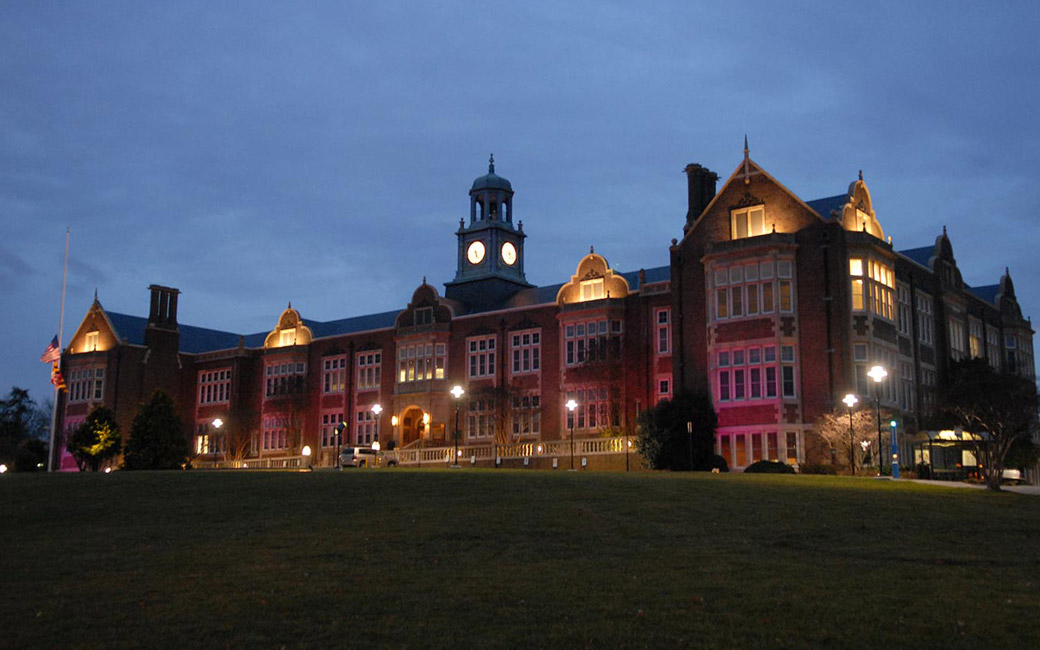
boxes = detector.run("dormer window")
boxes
[85,331,99,352]
[732,206,766,239]
[414,307,433,326]
[580,278,604,301]
[278,328,297,347]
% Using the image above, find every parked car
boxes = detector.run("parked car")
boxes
[1002,468,1022,484]
[339,446,397,468]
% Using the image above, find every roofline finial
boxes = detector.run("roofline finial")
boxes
[743,135,751,185]
[858,169,863,181]
[489,153,495,174]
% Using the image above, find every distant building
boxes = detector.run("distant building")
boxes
[53,150,1036,475]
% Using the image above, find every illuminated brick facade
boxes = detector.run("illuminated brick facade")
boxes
[53,152,1035,472]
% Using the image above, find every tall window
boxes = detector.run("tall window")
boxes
[968,318,983,359]
[780,345,797,398]
[356,408,379,445]
[261,416,288,451]
[716,346,781,402]
[899,362,915,412]
[897,285,912,336]
[84,330,99,352]
[948,318,966,361]
[322,356,346,394]
[713,259,790,321]
[564,319,621,366]
[510,330,541,374]
[198,369,231,405]
[467,399,495,439]
[195,421,223,455]
[320,412,343,448]
[986,325,1001,369]
[731,206,766,239]
[265,362,306,398]
[356,351,381,391]
[68,367,104,403]
[397,342,446,383]
[916,293,934,345]
[467,336,496,379]
[655,308,671,355]
[849,257,893,319]
[511,394,541,438]
[565,388,614,430]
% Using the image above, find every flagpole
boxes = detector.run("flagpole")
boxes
[47,227,70,472]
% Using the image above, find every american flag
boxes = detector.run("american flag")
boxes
[40,335,60,363]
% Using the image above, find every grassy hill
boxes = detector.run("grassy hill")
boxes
[2,470,1039,649]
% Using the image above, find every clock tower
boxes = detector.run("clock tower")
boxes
[444,155,531,307]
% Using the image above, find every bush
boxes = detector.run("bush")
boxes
[744,460,795,474]
[798,463,838,475]
[710,454,729,472]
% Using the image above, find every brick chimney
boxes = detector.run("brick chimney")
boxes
[148,285,180,328]
[684,163,718,227]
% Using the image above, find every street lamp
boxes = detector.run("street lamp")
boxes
[212,417,224,469]
[301,444,312,471]
[868,365,888,476]
[334,421,345,468]
[371,404,383,467]
[565,399,578,470]
[842,393,858,475]
[451,385,464,469]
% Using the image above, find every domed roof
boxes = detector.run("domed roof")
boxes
[471,154,512,192]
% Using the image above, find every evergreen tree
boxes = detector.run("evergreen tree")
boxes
[124,390,189,470]
[67,406,121,472]
[636,390,718,471]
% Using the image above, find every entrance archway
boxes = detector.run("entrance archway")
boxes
[400,406,427,447]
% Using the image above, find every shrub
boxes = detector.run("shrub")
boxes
[710,454,729,472]
[744,460,795,474]
[799,463,838,475]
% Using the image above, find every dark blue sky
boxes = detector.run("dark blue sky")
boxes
[3,1,1039,404]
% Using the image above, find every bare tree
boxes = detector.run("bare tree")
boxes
[939,358,1039,491]
[811,406,880,474]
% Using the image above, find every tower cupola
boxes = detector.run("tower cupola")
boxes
[445,155,531,307]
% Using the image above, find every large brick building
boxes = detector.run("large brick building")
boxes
[53,150,1036,472]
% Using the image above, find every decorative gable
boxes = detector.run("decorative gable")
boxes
[264,303,314,348]
[556,248,630,305]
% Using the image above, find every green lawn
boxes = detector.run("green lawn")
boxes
[2,470,1039,649]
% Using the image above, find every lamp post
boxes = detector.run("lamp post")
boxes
[301,444,312,471]
[686,421,693,471]
[565,399,578,470]
[371,404,382,466]
[334,421,345,468]
[890,419,900,479]
[212,417,224,469]
[868,365,888,476]
[842,393,858,475]
[451,385,464,469]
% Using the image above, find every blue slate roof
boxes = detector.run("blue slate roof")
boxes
[102,266,672,354]
[899,246,935,269]
[968,284,999,305]
[806,194,848,219]
[301,310,400,339]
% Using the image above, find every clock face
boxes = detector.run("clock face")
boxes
[501,242,517,265]
[466,240,485,264]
